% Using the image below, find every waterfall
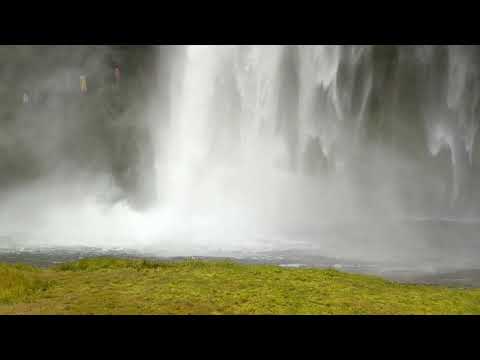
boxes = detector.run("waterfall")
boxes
[3,45,480,262]
[155,45,480,219]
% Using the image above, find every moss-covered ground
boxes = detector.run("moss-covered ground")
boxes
[1,258,480,314]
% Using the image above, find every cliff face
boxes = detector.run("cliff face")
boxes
[0,45,164,208]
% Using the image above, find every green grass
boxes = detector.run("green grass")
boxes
[0,263,50,304]
[1,257,480,314]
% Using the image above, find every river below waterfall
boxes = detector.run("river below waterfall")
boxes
[2,218,480,288]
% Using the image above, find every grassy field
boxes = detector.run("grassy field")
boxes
[1,257,480,314]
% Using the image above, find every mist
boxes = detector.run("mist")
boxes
[2,45,480,272]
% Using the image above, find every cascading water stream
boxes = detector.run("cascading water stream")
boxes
[159,45,480,218]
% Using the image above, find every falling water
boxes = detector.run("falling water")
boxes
[157,45,480,217]
[143,45,480,266]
